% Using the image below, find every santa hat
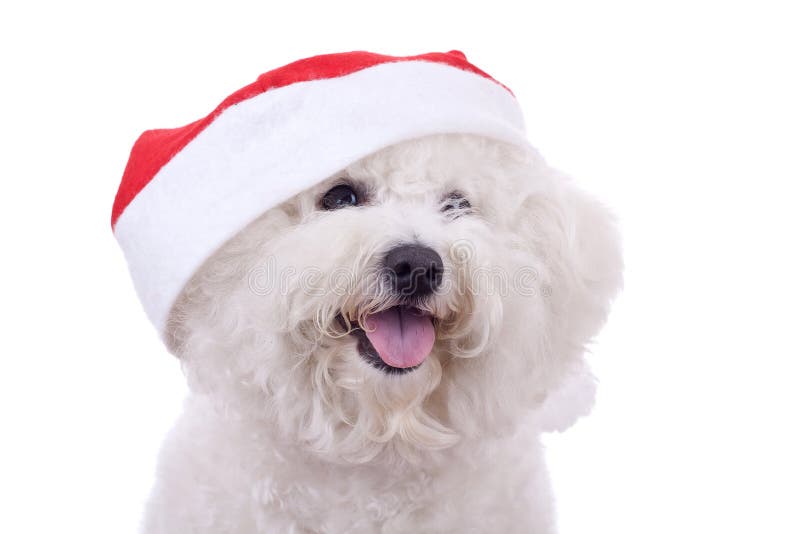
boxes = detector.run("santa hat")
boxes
[112,50,529,334]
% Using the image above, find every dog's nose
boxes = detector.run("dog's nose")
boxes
[385,244,444,297]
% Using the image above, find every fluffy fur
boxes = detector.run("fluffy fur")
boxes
[144,134,623,533]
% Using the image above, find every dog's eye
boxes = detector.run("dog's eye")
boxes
[321,184,360,210]
[441,191,471,216]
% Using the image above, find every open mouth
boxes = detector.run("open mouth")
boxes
[339,306,436,374]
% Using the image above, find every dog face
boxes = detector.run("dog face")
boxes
[167,134,622,463]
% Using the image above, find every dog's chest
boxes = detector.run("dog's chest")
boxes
[149,399,553,533]
[246,450,547,533]
[249,461,438,531]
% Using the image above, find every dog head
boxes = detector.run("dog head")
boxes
[166,134,622,463]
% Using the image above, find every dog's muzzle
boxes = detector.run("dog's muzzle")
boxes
[338,244,443,374]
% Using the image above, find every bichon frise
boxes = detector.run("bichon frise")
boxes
[112,52,622,533]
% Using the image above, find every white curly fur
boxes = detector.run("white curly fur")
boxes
[143,134,623,533]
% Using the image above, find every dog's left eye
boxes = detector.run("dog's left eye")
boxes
[441,191,472,215]
[321,184,360,210]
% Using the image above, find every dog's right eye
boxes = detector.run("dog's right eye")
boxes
[321,184,360,210]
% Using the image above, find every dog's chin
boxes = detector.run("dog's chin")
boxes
[337,306,436,375]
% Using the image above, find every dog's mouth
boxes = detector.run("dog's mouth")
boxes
[338,306,436,374]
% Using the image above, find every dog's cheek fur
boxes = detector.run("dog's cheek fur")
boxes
[507,170,624,430]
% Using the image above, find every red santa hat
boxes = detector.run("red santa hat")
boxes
[112,50,529,333]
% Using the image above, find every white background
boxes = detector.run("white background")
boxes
[1,1,798,532]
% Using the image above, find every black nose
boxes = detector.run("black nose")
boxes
[385,244,444,297]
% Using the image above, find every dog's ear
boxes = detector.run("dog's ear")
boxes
[163,305,187,356]
[511,174,622,422]
[516,174,623,349]
[556,182,624,342]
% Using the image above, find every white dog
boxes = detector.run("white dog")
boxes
[111,51,622,533]
[139,133,622,533]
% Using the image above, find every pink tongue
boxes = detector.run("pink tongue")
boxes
[364,307,435,368]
